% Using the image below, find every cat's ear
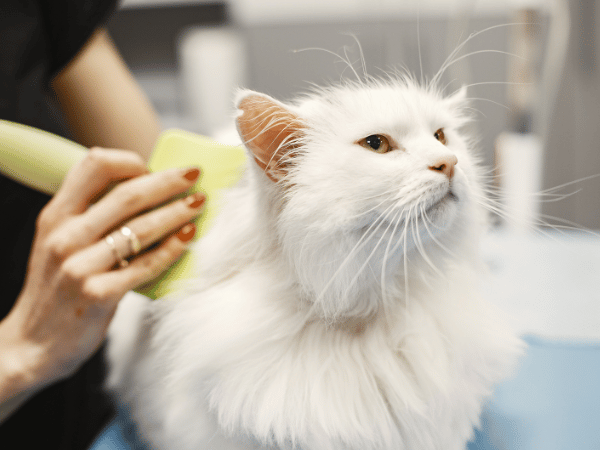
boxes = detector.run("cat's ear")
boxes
[236,90,304,182]
[445,85,468,108]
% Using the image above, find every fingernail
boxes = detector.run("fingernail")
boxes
[177,223,196,243]
[183,167,200,181]
[185,192,206,209]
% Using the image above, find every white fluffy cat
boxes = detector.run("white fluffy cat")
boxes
[107,76,523,450]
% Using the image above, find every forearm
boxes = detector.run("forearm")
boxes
[51,28,161,161]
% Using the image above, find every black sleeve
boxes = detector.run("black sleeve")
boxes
[0,2,119,449]
[39,0,118,79]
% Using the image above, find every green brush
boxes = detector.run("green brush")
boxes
[0,119,247,299]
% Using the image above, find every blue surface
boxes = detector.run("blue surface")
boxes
[89,408,148,450]
[469,335,600,450]
[90,336,600,450]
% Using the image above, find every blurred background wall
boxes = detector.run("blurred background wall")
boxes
[106,0,599,230]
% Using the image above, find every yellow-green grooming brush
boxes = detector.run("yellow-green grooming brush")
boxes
[0,119,247,299]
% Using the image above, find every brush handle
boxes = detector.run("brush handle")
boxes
[0,119,87,195]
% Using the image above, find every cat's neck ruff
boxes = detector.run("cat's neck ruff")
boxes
[165,242,512,450]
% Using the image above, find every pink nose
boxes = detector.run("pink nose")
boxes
[429,155,458,179]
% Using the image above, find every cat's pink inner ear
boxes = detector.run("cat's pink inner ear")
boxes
[237,94,304,182]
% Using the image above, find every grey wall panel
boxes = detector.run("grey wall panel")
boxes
[108,3,599,229]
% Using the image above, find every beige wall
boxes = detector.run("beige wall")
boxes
[543,0,600,230]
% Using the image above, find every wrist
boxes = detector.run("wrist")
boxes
[0,315,47,404]
[0,318,45,423]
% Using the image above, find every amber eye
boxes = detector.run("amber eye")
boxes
[358,134,391,154]
[434,128,447,145]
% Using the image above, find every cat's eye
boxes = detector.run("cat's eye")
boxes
[434,128,447,145]
[358,134,391,154]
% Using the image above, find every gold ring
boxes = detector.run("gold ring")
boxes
[120,226,141,255]
[105,235,128,268]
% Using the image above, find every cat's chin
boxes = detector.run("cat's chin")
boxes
[362,189,459,235]
[426,189,459,215]
[422,190,459,224]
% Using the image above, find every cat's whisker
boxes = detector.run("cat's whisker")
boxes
[536,173,600,194]
[361,189,402,202]
[341,190,410,222]
[478,173,597,207]
[473,196,509,217]
[420,205,459,260]
[439,77,459,98]
[479,172,600,228]
[535,191,583,202]
[520,217,593,243]
[480,185,583,203]
[474,193,600,242]
[417,10,424,85]
[340,35,369,82]
[465,97,510,110]
[315,200,399,268]
[388,208,415,259]
[402,212,411,308]
[432,22,534,87]
[455,81,533,93]
[438,50,525,88]
[336,204,401,318]
[462,106,486,118]
[315,201,398,307]
[380,208,406,307]
[362,208,408,310]
[536,214,600,238]
[293,46,363,83]
[300,197,396,266]
[350,202,401,260]
[412,209,446,281]
[374,212,410,322]
[478,165,504,178]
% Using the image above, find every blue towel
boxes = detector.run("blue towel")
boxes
[469,335,600,450]
[88,407,148,450]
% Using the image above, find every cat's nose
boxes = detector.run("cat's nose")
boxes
[429,154,458,179]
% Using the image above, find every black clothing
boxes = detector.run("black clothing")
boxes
[1,1,118,449]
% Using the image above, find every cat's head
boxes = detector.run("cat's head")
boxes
[235,78,484,321]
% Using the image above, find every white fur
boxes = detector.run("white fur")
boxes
[107,77,523,450]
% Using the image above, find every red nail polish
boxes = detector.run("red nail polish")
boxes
[186,192,206,209]
[183,167,200,181]
[177,223,196,242]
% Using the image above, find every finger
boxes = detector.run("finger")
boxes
[51,166,200,254]
[63,192,205,275]
[51,148,148,217]
[124,192,205,251]
[80,166,201,242]
[84,224,196,306]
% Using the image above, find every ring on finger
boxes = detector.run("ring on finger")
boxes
[120,226,141,255]
[105,235,129,268]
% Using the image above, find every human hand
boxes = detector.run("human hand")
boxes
[0,148,205,401]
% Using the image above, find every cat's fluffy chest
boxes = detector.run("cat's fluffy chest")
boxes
[109,249,517,450]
